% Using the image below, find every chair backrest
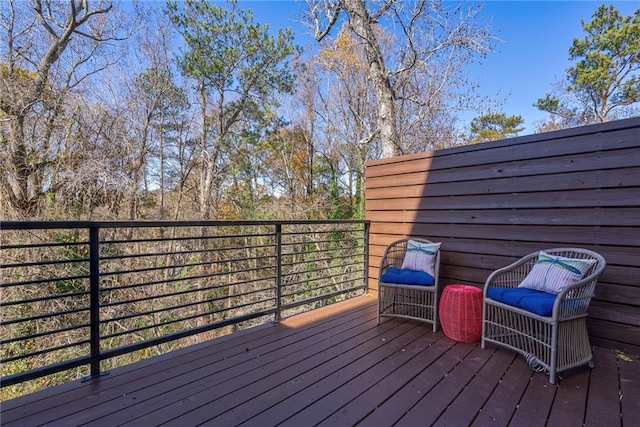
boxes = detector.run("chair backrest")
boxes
[538,248,606,280]
[521,248,607,299]
[379,238,441,277]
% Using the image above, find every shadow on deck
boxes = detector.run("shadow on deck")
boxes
[2,296,639,426]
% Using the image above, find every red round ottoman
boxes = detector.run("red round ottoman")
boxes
[439,284,483,343]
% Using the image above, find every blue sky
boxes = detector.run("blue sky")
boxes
[463,1,638,134]
[236,0,638,135]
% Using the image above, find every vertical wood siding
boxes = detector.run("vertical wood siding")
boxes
[365,118,640,354]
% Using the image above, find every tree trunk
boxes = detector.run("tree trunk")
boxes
[1,115,34,217]
[198,80,212,220]
[1,0,116,218]
[342,0,399,158]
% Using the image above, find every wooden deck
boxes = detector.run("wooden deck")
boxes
[2,295,639,426]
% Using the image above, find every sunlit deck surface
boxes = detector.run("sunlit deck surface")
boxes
[2,295,639,427]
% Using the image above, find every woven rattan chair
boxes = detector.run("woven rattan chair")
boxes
[481,248,606,384]
[377,238,441,332]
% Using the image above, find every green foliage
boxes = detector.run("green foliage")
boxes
[166,0,299,220]
[166,0,297,112]
[135,67,189,119]
[568,5,640,100]
[535,5,640,126]
[468,113,525,143]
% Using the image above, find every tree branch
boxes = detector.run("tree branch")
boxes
[370,0,396,23]
[312,1,342,42]
[389,0,424,76]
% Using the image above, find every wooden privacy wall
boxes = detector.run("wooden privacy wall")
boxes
[365,117,640,354]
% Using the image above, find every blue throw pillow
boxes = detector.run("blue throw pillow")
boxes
[381,266,435,286]
[487,287,557,317]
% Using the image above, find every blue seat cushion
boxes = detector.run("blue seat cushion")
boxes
[487,287,557,317]
[381,267,435,286]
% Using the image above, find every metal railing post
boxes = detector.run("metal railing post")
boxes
[275,223,282,322]
[88,225,101,377]
[363,221,370,294]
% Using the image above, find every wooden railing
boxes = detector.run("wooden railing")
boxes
[0,220,369,388]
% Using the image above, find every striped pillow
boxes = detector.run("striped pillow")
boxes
[401,240,441,276]
[518,251,596,294]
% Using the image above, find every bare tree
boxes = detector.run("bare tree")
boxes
[312,28,375,217]
[305,0,493,158]
[0,0,134,218]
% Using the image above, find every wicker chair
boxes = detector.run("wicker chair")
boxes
[481,248,606,384]
[377,238,441,332]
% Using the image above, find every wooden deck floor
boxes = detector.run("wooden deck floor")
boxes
[2,295,639,427]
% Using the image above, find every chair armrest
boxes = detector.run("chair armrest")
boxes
[378,240,408,278]
[554,273,601,319]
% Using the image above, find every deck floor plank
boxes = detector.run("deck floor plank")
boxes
[266,324,435,427]
[619,348,640,422]
[356,341,477,426]
[431,347,518,427]
[3,305,362,426]
[469,350,532,427]
[394,345,493,426]
[584,346,622,427]
[37,304,374,426]
[99,302,381,426]
[546,367,590,427]
[315,334,456,427]
[178,319,421,426]
[503,362,557,426]
[6,298,374,427]
[1,296,638,427]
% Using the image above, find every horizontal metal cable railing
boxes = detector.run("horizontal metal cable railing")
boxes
[0,220,370,389]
